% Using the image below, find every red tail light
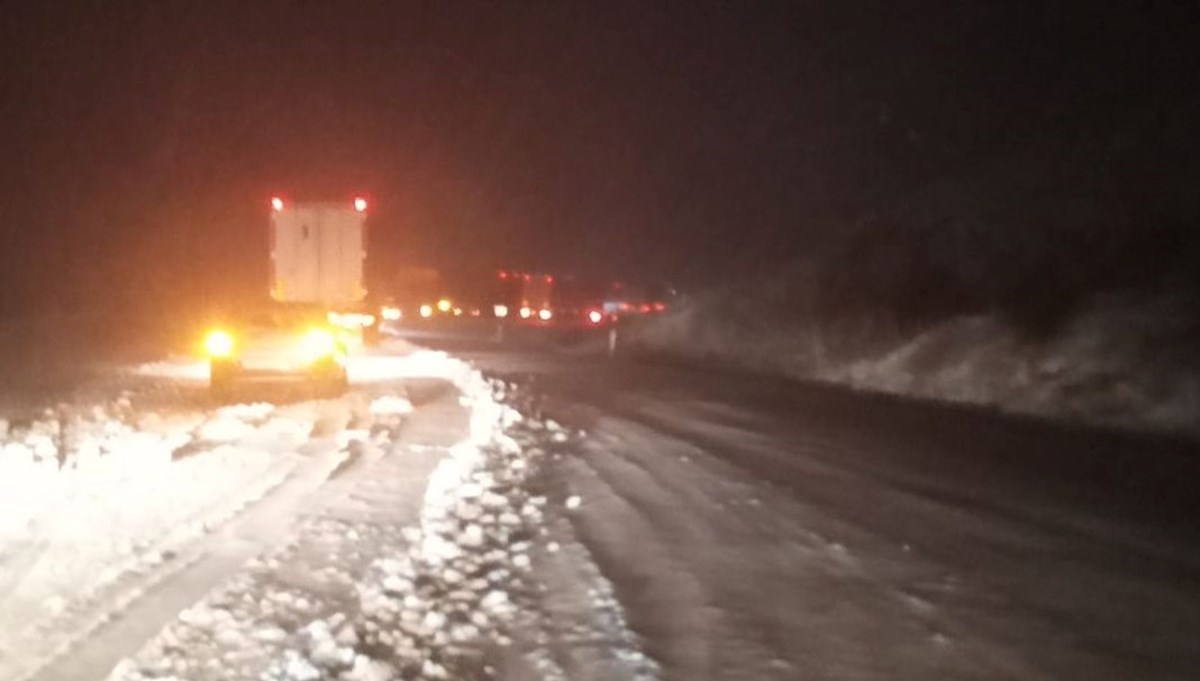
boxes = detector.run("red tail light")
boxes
[270,196,284,211]
[353,197,368,212]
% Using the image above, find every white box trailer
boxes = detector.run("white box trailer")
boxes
[269,198,367,305]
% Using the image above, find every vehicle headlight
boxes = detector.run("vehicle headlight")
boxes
[205,330,234,358]
[300,328,338,361]
[493,304,509,318]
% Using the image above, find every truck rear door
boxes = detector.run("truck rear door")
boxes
[271,203,366,304]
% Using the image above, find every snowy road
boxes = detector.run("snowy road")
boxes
[442,342,1200,681]
[3,336,1199,680]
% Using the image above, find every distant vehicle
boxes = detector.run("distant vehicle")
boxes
[385,266,450,321]
[204,303,349,394]
[600,280,673,317]
[492,270,555,323]
[372,266,672,339]
[481,271,674,330]
[550,277,674,328]
[553,275,618,328]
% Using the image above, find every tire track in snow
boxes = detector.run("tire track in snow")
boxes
[599,401,1143,680]
[105,366,559,681]
[512,511,661,681]
[561,432,784,680]
[494,411,660,681]
[16,402,353,681]
[551,400,1083,680]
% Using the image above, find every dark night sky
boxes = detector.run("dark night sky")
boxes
[1,1,1196,316]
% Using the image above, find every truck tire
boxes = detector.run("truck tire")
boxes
[310,359,349,396]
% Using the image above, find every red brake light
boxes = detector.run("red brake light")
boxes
[587,309,604,324]
[499,271,508,280]
[545,275,554,284]
[353,197,368,212]
[271,197,284,211]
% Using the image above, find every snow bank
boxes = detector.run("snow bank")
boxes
[333,373,545,677]
[367,395,414,416]
[109,360,552,680]
[347,349,475,385]
[630,293,1200,436]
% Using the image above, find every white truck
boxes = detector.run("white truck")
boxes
[202,196,372,395]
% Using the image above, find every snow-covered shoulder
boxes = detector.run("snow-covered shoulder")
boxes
[104,354,612,680]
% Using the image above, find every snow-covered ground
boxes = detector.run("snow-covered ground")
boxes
[0,347,443,678]
[2,341,654,680]
[6,330,1198,680]
[629,293,1200,436]
[106,368,655,680]
[0,397,321,681]
[107,358,526,680]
